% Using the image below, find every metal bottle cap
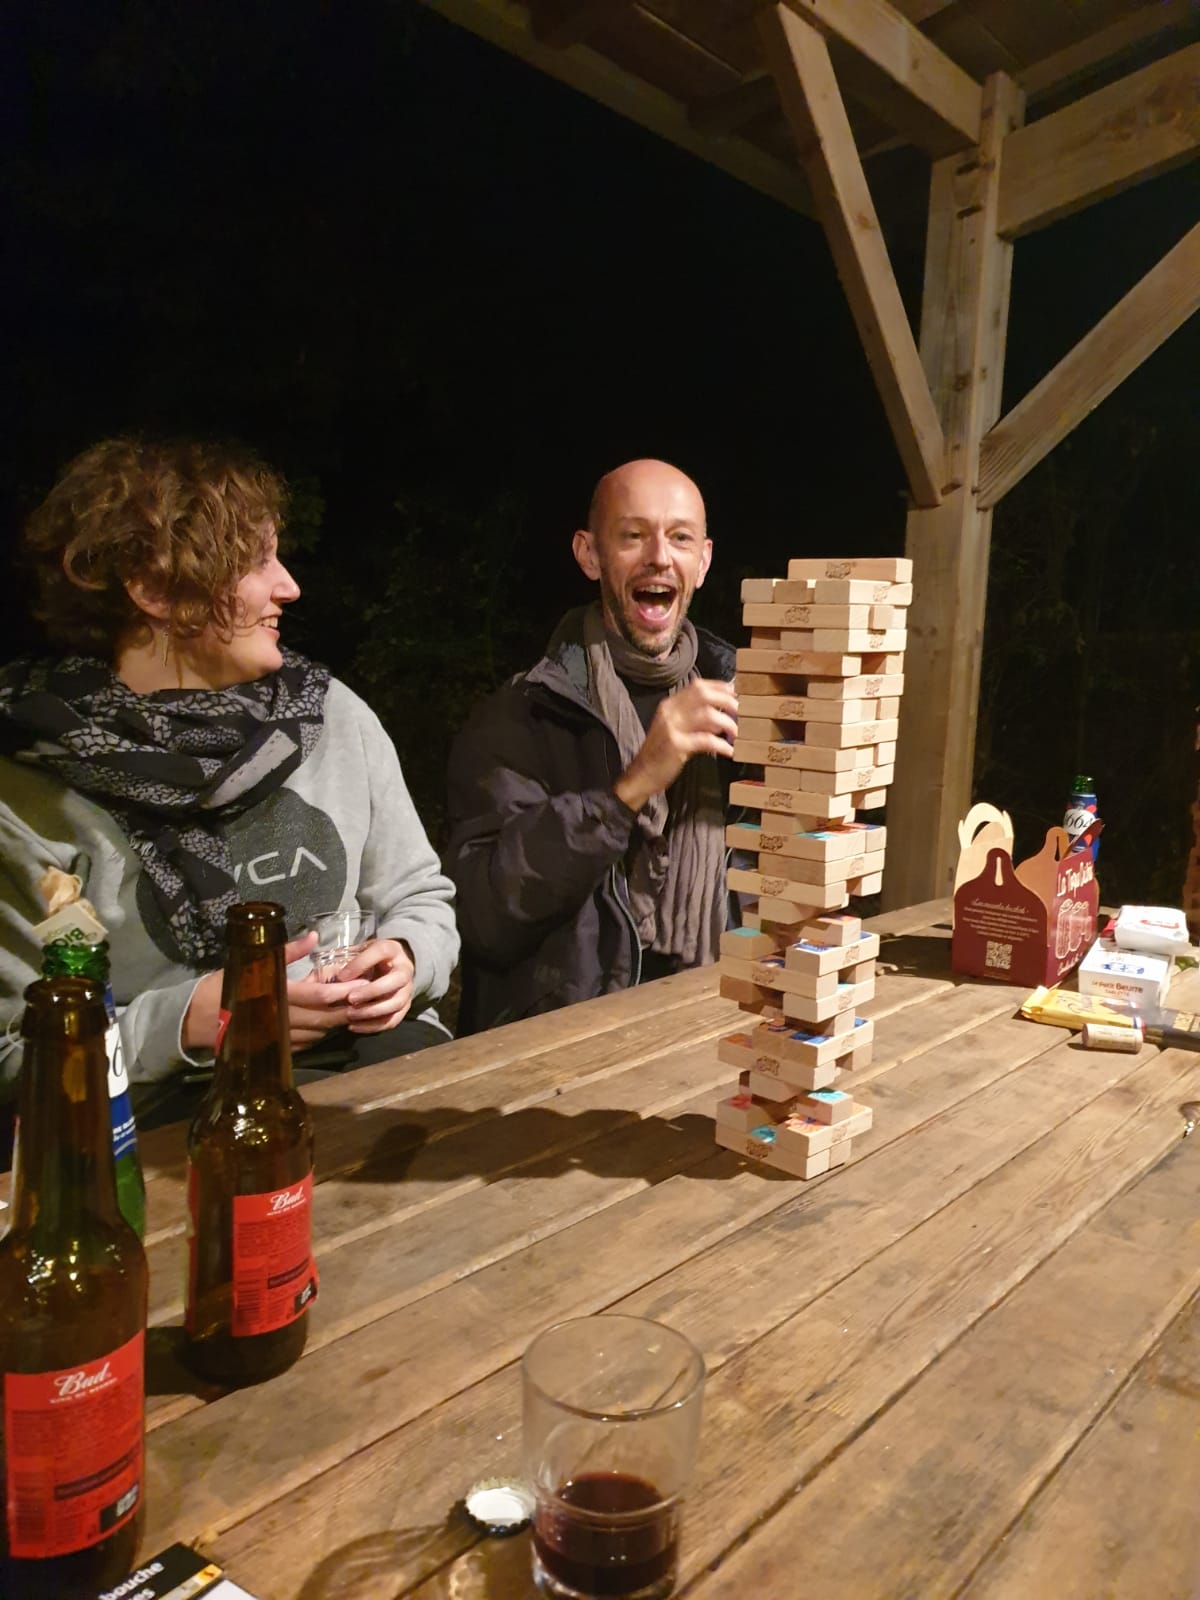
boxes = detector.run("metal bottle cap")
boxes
[463,1476,535,1535]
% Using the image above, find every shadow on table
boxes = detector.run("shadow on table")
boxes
[301,1100,791,1189]
[295,1519,531,1599]
[875,926,960,981]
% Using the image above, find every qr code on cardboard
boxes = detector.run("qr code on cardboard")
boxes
[986,940,1013,970]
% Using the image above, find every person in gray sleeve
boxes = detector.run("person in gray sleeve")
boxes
[0,436,459,1136]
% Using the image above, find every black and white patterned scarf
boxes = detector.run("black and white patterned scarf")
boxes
[0,649,329,967]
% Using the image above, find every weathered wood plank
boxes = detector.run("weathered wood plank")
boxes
[782,0,983,151]
[963,1288,1200,1599]
[202,1032,1176,1594]
[757,3,946,507]
[998,42,1200,239]
[977,219,1200,507]
[391,1047,1200,1599]
[689,1138,1200,1598]
[884,73,1024,905]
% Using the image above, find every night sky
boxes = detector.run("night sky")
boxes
[3,1,1197,890]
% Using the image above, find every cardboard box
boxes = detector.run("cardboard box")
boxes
[952,814,1098,986]
[1078,937,1173,1010]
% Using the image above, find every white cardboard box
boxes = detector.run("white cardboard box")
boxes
[1077,937,1173,1011]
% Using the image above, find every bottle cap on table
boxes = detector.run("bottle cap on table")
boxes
[464,1476,535,1535]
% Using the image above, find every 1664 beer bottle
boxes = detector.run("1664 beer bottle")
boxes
[184,902,317,1384]
[0,977,148,1598]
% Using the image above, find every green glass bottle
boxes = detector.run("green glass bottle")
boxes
[40,941,147,1239]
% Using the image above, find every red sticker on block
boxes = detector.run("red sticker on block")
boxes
[4,1330,144,1559]
[231,1173,318,1337]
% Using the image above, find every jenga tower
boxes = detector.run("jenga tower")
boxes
[712,556,912,1179]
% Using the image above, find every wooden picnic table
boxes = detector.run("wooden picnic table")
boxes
[124,900,1200,1596]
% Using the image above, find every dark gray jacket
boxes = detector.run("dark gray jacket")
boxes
[445,612,736,1034]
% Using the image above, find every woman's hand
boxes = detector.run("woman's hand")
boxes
[333,938,417,1035]
[184,931,338,1053]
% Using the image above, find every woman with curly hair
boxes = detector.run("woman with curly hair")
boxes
[0,436,459,1131]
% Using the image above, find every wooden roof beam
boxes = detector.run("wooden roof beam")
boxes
[1019,1,1200,103]
[998,42,1200,239]
[689,74,777,139]
[758,3,945,506]
[781,0,984,154]
[977,221,1200,508]
[529,0,632,50]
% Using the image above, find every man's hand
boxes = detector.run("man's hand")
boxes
[613,678,738,814]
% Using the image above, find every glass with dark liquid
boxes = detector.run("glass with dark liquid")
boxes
[523,1316,705,1600]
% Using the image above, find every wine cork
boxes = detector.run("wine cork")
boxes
[1081,1021,1144,1053]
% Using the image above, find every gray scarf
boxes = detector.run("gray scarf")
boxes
[582,604,725,968]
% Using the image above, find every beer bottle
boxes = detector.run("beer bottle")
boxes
[0,977,148,1599]
[41,938,147,1239]
[184,902,317,1384]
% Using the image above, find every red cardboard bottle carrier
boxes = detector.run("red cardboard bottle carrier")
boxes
[952,812,1098,987]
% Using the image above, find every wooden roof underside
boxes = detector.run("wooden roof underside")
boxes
[424,0,1199,216]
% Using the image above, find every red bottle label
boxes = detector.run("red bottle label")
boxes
[232,1173,318,1336]
[3,1330,144,1559]
[214,1007,232,1052]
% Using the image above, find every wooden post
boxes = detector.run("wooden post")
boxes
[882,73,1025,909]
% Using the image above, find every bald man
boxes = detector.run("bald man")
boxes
[445,459,739,1034]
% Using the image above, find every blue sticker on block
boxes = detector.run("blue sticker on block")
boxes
[751,1126,778,1144]
[810,1089,849,1104]
[729,927,760,938]
[853,1016,868,1029]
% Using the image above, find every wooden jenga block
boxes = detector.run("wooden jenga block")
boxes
[784,932,881,976]
[755,1014,874,1067]
[745,1070,810,1103]
[746,822,885,864]
[843,1040,873,1071]
[851,791,888,812]
[760,850,877,887]
[875,741,898,764]
[868,605,904,629]
[814,578,913,606]
[788,557,912,583]
[851,872,884,896]
[778,981,867,1027]
[794,1087,856,1124]
[861,652,905,674]
[813,628,908,653]
[731,740,868,772]
[728,781,854,820]
[735,649,863,676]
[843,958,877,984]
[802,914,863,947]
[779,629,816,650]
[742,603,825,629]
[759,765,807,792]
[724,955,841,1000]
[728,866,848,907]
[793,764,895,796]
[804,719,900,748]
[716,1030,841,1089]
[718,975,783,1016]
[740,578,817,604]
[720,927,789,961]
[744,602,895,631]
[750,628,781,646]
[804,673,905,701]
[715,1089,790,1131]
[713,1120,830,1178]
[735,672,807,696]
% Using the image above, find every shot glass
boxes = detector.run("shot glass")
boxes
[523,1314,705,1600]
[309,909,377,982]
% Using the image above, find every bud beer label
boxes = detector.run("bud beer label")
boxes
[229,1173,318,1337]
[3,1330,144,1559]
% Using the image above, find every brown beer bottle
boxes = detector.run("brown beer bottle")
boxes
[184,902,317,1384]
[0,977,148,1599]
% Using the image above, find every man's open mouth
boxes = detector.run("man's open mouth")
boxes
[631,584,677,626]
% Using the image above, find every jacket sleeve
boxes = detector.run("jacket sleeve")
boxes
[354,699,460,1009]
[444,694,637,967]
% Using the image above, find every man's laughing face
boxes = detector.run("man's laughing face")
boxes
[573,460,712,659]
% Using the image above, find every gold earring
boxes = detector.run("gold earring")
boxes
[159,628,172,666]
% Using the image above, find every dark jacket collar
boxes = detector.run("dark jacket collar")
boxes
[526,605,735,715]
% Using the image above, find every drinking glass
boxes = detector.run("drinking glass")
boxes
[523,1314,705,1600]
[309,909,377,982]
